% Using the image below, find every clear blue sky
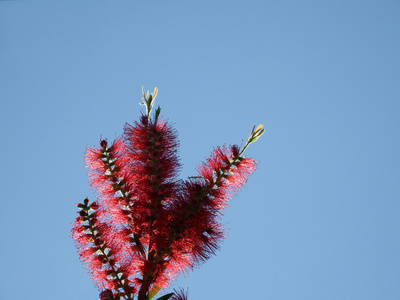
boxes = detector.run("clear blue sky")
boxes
[1,1,399,300]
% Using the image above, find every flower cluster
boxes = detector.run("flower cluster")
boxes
[71,88,264,300]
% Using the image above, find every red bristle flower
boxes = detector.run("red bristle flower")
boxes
[85,137,133,224]
[71,87,263,300]
[123,115,180,250]
[196,145,257,208]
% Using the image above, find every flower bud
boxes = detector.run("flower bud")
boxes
[90,201,99,210]
[100,140,108,148]
[231,145,240,157]
[105,269,114,276]
[99,289,114,300]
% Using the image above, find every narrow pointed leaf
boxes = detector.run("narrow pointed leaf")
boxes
[148,285,161,300]
[156,293,174,300]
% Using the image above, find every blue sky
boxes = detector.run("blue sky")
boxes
[1,1,399,300]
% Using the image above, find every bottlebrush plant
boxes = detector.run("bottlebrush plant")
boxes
[71,87,264,300]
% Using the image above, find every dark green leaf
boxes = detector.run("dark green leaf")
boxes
[156,293,174,300]
[148,285,161,300]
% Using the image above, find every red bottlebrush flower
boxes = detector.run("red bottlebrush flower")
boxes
[71,87,263,300]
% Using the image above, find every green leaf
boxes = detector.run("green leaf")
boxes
[154,106,161,123]
[156,293,174,300]
[148,286,161,300]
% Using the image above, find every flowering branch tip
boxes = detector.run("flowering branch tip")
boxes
[140,86,158,118]
[239,124,264,156]
[71,87,263,300]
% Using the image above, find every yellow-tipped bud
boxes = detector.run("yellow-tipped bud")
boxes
[140,86,158,118]
[153,87,158,100]
[254,124,263,135]
[239,123,265,156]
[142,86,147,101]
[253,124,264,140]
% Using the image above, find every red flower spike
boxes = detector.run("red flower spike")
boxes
[71,87,263,300]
